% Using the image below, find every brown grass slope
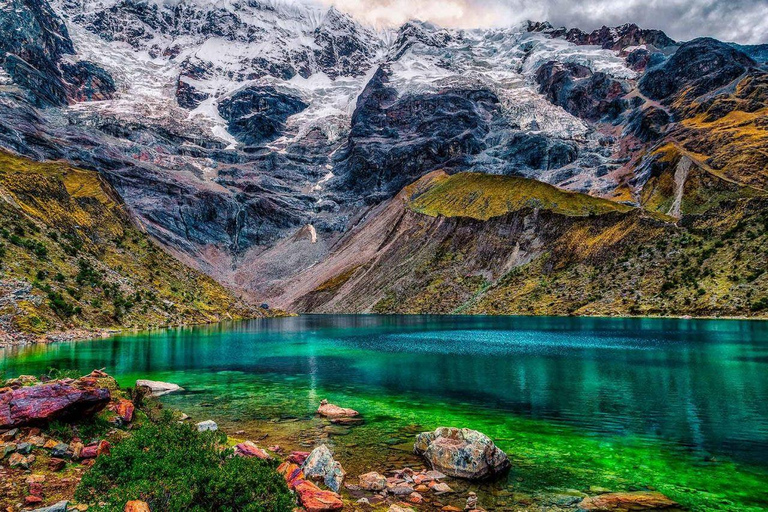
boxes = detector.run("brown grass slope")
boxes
[281,170,768,318]
[0,151,259,341]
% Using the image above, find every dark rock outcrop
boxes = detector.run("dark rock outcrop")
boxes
[639,38,756,103]
[536,61,631,122]
[336,67,502,196]
[61,61,117,102]
[218,86,308,146]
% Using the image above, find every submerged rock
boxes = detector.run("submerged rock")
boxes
[414,427,510,480]
[578,491,681,511]
[135,380,182,396]
[0,377,110,428]
[358,471,387,491]
[302,444,346,493]
[317,399,359,419]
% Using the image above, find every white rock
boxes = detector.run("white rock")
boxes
[136,379,182,396]
[196,420,218,432]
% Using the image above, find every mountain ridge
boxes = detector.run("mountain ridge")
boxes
[0,0,765,324]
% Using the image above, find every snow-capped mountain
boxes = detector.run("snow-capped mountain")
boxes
[0,0,765,310]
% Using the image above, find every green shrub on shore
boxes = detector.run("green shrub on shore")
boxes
[75,412,294,511]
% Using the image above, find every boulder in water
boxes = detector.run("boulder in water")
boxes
[578,491,681,511]
[135,380,182,396]
[302,444,346,492]
[317,399,359,419]
[414,427,510,480]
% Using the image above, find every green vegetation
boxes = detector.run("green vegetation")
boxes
[408,172,632,220]
[75,413,294,512]
[0,151,259,337]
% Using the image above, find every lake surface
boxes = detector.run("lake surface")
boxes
[2,315,768,511]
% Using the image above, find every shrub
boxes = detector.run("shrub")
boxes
[75,413,294,512]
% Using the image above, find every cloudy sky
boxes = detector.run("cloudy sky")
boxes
[312,0,768,44]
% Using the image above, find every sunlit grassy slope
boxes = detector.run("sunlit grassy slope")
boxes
[408,172,632,220]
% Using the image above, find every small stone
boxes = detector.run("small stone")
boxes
[388,506,415,512]
[28,436,46,447]
[51,443,71,458]
[441,507,462,512]
[70,442,84,459]
[407,492,424,504]
[124,501,151,512]
[415,484,429,492]
[1,428,19,441]
[356,498,370,505]
[28,482,43,497]
[48,458,66,472]
[29,499,68,512]
[432,482,454,494]
[8,452,29,468]
[16,442,32,454]
[196,420,218,432]
[390,485,416,496]
[43,440,58,450]
[24,496,43,506]
[465,492,478,510]
[359,471,387,491]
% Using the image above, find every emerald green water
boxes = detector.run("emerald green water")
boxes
[2,315,768,510]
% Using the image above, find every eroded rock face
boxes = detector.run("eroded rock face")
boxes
[414,427,510,480]
[578,491,681,511]
[0,377,110,428]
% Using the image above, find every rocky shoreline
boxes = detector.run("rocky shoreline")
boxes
[0,373,685,512]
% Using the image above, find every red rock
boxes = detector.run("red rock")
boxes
[0,378,110,428]
[293,479,344,512]
[109,399,135,423]
[235,441,271,460]
[277,462,305,487]
[80,440,110,459]
[578,492,680,511]
[125,500,151,512]
[24,496,43,506]
[317,399,359,419]
[407,492,423,504]
[48,458,66,471]
[287,451,310,464]
[28,482,43,496]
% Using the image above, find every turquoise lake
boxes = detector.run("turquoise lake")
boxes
[2,315,768,510]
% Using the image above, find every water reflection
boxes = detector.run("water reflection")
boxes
[2,314,767,465]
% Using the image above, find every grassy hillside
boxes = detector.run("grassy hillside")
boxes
[0,152,259,342]
[409,172,632,220]
[288,170,768,319]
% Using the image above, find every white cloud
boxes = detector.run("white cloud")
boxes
[310,0,768,44]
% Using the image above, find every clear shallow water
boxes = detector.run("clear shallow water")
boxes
[2,315,768,510]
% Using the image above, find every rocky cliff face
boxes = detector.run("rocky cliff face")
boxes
[0,0,764,318]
